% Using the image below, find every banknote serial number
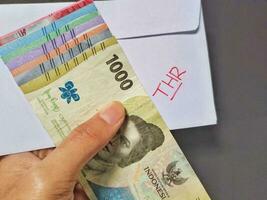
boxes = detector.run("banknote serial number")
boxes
[106,54,133,90]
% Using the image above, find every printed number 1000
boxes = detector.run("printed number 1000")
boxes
[106,54,133,90]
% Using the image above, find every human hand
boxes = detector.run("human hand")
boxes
[0,102,125,200]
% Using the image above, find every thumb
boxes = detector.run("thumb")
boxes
[42,101,125,180]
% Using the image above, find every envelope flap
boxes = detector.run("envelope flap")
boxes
[95,0,201,39]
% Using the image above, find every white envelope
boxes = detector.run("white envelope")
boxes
[0,0,217,131]
[0,59,54,156]
[95,0,217,130]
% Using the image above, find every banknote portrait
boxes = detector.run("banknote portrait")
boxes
[85,114,165,173]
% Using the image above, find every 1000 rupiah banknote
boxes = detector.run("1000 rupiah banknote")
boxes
[4,11,100,66]
[11,23,109,77]
[1,1,211,199]
[0,2,97,59]
[15,26,111,86]
[0,0,93,46]
[25,40,211,200]
[6,14,104,70]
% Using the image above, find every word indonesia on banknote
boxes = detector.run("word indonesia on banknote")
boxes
[0,0,211,199]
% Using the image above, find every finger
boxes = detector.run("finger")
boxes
[74,183,89,200]
[74,190,89,200]
[43,101,125,179]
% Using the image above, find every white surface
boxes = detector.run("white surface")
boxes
[0,60,54,156]
[0,0,216,136]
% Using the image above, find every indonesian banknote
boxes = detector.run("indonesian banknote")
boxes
[0,1,211,199]
[0,0,93,46]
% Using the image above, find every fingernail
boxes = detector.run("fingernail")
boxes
[99,101,125,125]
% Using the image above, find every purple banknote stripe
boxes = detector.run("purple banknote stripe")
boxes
[7,15,104,70]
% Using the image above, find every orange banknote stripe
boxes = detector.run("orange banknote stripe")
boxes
[12,23,108,76]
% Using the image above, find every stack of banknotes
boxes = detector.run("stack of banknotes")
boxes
[0,0,211,199]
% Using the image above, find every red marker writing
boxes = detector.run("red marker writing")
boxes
[152,66,186,101]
